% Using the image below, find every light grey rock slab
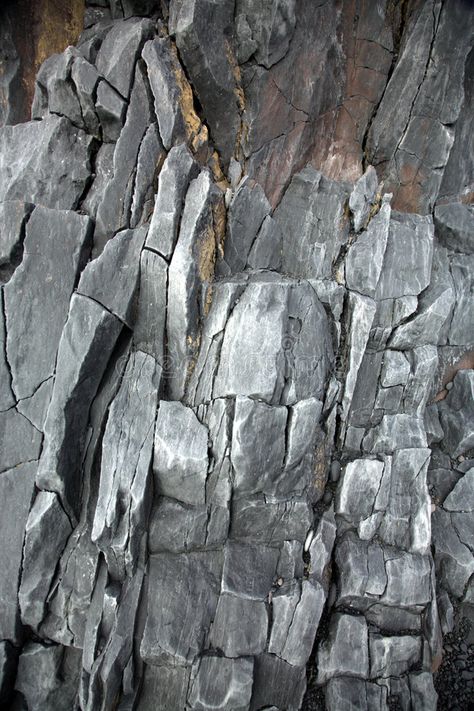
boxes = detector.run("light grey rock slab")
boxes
[0,641,16,707]
[277,540,304,582]
[133,248,167,363]
[82,142,115,220]
[346,202,390,297]
[188,656,254,711]
[285,397,322,471]
[92,351,159,580]
[19,491,72,631]
[408,672,438,711]
[231,396,287,496]
[136,665,190,711]
[17,377,54,432]
[363,414,427,453]
[375,213,434,300]
[95,79,127,142]
[140,551,222,666]
[0,461,36,641]
[382,549,432,609]
[36,294,123,517]
[235,0,296,67]
[439,369,474,458]
[369,634,422,679]
[15,643,80,711]
[146,144,199,258]
[434,202,474,253]
[148,498,208,553]
[250,654,306,711]
[346,351,383,430]
[336,458,385,523]
[444,467,474,512]
[94,62,155,250]
[349,165,379,232]
[153,400,209,506]
[71,55,101,137]
[96,17,154,99]
[269,579,325,666]
[170,0,240,166]
[390,283,455,350]
[403,345,438,418]
[309,507,337,587]
[219,180,270,274]
[0,408,42,473]
[325,677,388,711]
[32,47,83,126]
[317,613,369,684]
[230,496,313,544]
[247,214,283,271]
[209,593,268,657]
[78,226,147,327]
[166,170,222,399]
[130,123,165,228]
[142,37,202,152]
[0,116,93,210]
[380,350,410,387]
[365,605,422,633]
[432,508,474,598]
[4,205,92,400]
[274,166,349,279]
[222,541,279,600]
[448,253,474,346]
[0,200,33,283]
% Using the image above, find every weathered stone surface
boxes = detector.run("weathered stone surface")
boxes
[133,248,167,362]
[36,294,123,516]
[140,551,221,666]
[78,226,147,327]
[32,47,83,125]
[0,116,92,210]
[96,17,154,99]
[15,643,80,711]
[317,614,369,683]
[444,467,474,512]
[130,122,165,228]
[346,202,390,298]
[247,214,283,271]
[146,144,199,258]
[0,408,42,474]
[153,400,209,505]
[380,350,411,388]
[137,665,190,711]
[432,508,474,599]
[95,79,127,142]
[149,498,208,553]
[209,593,267,657]
[369,634,422,679]
[439,370,474,458]
[325,677,388,711]
[250,654,306,711]
[4,206,92,400]
[19,491,72,630]
[221,541,279,600]
[448,254,474,346]
[188,656,254,711]
[349,166,379,233]
[230,496,313,544]
[363,414,427,453]
[71,55,101,136]
[92,351,159,580]
[390,283,455,350]
[434,202,474,254]
[0,641,16,707]
[0,462,36,641]
[0,200,32,283]
[309,507,337,587]
[235,0,296,68]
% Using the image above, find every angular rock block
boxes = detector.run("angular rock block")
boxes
[187,656,254,711]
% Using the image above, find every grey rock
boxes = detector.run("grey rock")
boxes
[170,0,240,166]
[0,116,93,210]
[148,498,208,553]
[96,18,154,99]
[140,551,221,666]
[250,654,306,711]
[95,80,127,142]
[0,462,36,641]
[336,458,385,524]
[230,496,313,544]
[142,37,203,152]
[325,677,388,711]
[444,467,474,511]
[19,491,72,630]
[82,143,115,220]
[209,593,268,657]
[375,213,434,300]
[71,56,101,137]
[365,605,422,633]
[390,283,455,350]
[269,579,325,666]
[0,200,33,283]
[166,170,222,399]
[380,350,410,387]
[222,541,279,600]
[434,202,474,253]
[36,294,123,517]
[0,407,42,474]
[4,206,92,400]
[188,656,254,711]
[317,613,369,683]
[432,508,474,598]
[32,48,83,126]
[309,507,337,586]
[15,643,80,711]
[403,345,438,418]
[219,180,270,274]
[346,202,390,297]
[346,351,383,430]
[17,377,54,432]
[133,248,167,362]
[274,167,349,279]
[130,123,165,228]
[145,144,199,258]
[136,665,190,711]
[369,634,422,678]
[235,0,296,68]
[439,369,474,458]
[408,673,438,711]
[363,414,427,453]
[153,400,209,506]
[449,253,474,346]
[349,165,379,232]
[92,351,159,580]
[78,226,147,327]
[285,397,322,471]
[247,214,283,271]
[0,641,16,707]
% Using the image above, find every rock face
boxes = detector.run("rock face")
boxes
[0,1,473,710]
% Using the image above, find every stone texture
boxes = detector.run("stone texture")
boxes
[317,614,369,683]
[187,656,254,711]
